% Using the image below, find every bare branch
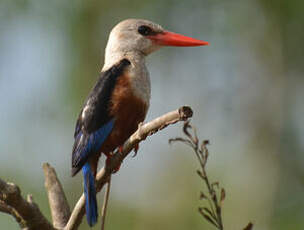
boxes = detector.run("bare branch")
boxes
[0,200,26,229]
[0,106,192,230]
[0,178,55,230]
[43,163,71,228]
[65,106,193,230]
[0,201,12,215]
[100,176,111,230]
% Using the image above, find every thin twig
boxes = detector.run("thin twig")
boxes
[0,201,25,229]
[100,176,111,230]
[170,121,253,230]
[170,121,224,229]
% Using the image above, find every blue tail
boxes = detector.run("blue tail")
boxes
[82,162,98,226]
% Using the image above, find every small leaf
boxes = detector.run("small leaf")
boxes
[202,207,216,220]
[197,170,205,179]
[169,138,194,149]
[192,126,199,145]
[201,140,209,151]
[168,137,186,144]
[183,121,197,144]
[201,140,210,160]
[197,170,202,176]
[204,148,209,161]
[243,222,253,230]
[211,182,219,190]
[220,188,226,204]
[203,140,210,145]
[198,207,219,228]
[200,192,207,200]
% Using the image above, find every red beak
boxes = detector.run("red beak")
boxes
[148,30,209,47]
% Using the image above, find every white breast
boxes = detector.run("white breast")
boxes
[127,55,151,106]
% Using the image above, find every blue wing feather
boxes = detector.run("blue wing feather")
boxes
[71,119,114,176]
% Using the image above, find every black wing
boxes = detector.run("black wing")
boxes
[71,59,130,176]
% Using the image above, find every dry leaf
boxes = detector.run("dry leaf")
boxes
[200,192,207,200]
[243,222,253,230]
[220,188,226,205]
[199,208,218,228]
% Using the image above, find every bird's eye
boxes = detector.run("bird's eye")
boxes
[138,25,153,36]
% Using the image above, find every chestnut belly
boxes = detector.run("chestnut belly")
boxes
[100,106,147,153]
[100,74,148,154]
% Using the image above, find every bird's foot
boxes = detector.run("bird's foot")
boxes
[132,143,139,157]
[118,146,123,154]
[105,149,122,174]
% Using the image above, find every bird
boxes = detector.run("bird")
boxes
[71,18,209,226]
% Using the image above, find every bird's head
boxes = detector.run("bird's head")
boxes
[104,19,209,65]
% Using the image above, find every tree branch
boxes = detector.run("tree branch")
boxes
[100,176,111,230]
[0,106,192,230]
[43,163,71,229]
[0,200,25,229]
[0,178,55,230]
[65,106,193,230]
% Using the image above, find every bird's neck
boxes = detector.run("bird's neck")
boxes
[102,49,145,70]
[102,50,151,106]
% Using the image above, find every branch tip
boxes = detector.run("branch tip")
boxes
[179,106,193,120]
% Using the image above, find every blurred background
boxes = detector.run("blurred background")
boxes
[0,0,303,229]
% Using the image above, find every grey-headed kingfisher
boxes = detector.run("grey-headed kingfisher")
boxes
[71,19,209,226]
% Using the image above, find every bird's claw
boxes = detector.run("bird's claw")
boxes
[105,152,121,173]
[132,143,139,157]
[118,146,124,154]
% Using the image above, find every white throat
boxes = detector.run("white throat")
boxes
[102,49,151,107]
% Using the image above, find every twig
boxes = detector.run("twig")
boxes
[43,163,71,228]
[0,200,25,229]
[100,176,111,230]
[65,106,193,230]
[169,121,224,229]
[0,178,55,230]
[169,121,253,230]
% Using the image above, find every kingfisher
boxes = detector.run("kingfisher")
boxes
[71,19,209,226]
